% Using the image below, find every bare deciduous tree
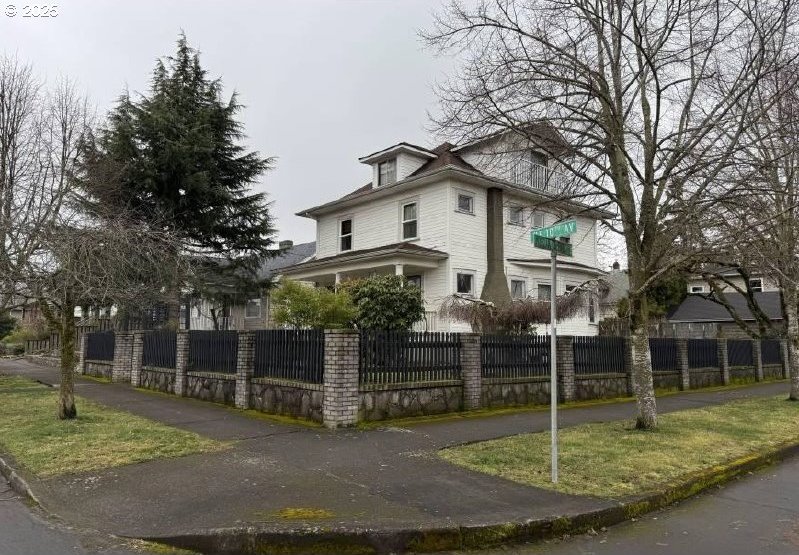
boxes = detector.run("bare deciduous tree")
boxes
[424,0,794,428]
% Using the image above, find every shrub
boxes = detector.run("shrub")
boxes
[0,312,15,340]
[342,275,425,331]
[271,279,356,329]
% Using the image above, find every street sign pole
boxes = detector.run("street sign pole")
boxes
[550,248,558,484]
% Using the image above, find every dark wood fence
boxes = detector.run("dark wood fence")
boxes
[481,334,550,378]
[188,330,238,374]
[761,339,782,365]
[86,332,115,361]
[573,336,626,374]
[254,330,324,384]
[687,339,718,368]
[727,339,753,367]
[649,338,678,372]
[24,339,50,353]
[359,331,461,385]
[142,331,177,369]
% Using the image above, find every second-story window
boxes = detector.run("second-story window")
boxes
[457,194,474,214]
[532,211,545,229]
[402,202,418,240]
[340,218,353,251]
[378,159,396,186]
[509,205,524,226]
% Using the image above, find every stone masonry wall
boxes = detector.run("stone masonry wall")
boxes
[763,364,783,379]
[84,360,113,379]
[730,366,757,384]
[573,373,628,400]
[482,378,549,408]
[186,372,236,405]
[359,383,463,421]
[140,367,176,394]
[653,371,682,391]
[689,368,724,389]
[250,379,323,422]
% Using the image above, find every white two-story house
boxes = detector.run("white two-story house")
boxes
[283,126,610,334]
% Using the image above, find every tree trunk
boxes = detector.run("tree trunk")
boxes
[58,294,77,420]
[783,286,799,401]
[629,291,658,429]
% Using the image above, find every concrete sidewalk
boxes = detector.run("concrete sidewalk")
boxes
[0,358,792,550]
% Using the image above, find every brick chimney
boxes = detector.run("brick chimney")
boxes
[480,187,512,307]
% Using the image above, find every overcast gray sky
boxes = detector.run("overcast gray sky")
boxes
[1,0,453,245]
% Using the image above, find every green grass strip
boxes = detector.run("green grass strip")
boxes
[440,394,799,498]
[0,375,225,477]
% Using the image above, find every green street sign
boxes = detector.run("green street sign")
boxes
[533,235,573,257]
[532,220,577,239]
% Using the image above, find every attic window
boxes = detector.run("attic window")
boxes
[378,159,396,186]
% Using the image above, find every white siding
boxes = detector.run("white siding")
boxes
[686,275,778,293]
[396,152,429,181]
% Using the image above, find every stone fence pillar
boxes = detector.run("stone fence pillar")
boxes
[718,338,730,385]
[676,339,690,391]
[781,339,790,379]
[623,336,635,396]
[111,332,133,383]
[235,331,255,409]
[323,330,360,429]
[556,335,575,403]
[130,332,145,387]
[76,332,88,375]
[753,339,763,382]
[175,330,190,397]
[460,333,482,410]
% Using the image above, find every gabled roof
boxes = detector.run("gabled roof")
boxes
[408,142,480,176]
[257,241,316,279]
[667,291,783,323]
[358,142,437,164]
[282,242,447,275]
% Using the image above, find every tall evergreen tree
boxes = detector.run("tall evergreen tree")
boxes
[80,34,275,321]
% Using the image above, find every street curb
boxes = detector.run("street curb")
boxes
[135,441,799,555]
[0,453,41,507]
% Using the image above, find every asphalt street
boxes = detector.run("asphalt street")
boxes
[0,479,151,555]
[452,456,799,555]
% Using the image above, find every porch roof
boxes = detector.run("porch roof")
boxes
[281,242,448,278]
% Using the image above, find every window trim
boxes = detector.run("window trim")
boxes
[455,270,476,296]
[536,282,552,301]
[748,278,763,292]
[531,211,546,229]
[244,297,262,319]
[690,285,705,293]
[400,200,419,240]
[508,204,525,226]
[378,158,397,186]
[510,278,527,300]
[456,192,474,215]
[339,217,353,252]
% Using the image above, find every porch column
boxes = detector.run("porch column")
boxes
[395,263,404,276]
[335,272,342,286]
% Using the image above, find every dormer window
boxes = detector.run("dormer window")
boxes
[378,159,396,186]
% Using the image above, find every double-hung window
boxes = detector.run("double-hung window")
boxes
[245,298,262,319]
[532,211,545,229]
[509,205,524,225]
[340,218,353,251]
[537,283,552,301]
[749,278,763,292]
[378,159,396,186]
[402,202,418,240]
[510,279,526,300]
[457,194,474,214]
[456,272,475,295]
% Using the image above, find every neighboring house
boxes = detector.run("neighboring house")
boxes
[686,264,778,294]
[187,240,316,330]
[667,291,784,338]
[282,129,610,334]
[598,261,629,321]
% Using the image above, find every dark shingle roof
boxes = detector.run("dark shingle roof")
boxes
[667,291,783,323]
[408,142,481,177]
[258,242,316,279]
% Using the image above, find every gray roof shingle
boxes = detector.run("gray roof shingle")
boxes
[258,242,316,280]
[667,291,783,323]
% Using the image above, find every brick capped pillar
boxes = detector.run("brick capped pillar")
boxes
[323,330,360,429]
[676,339,690,390]
[556,335,575,403]
[235,331,255,409]
[76,332,88,375]
[753,339,764,382]
[175,330,190,397]
[460,333,482,410]
[130,332,145,387]
[718,338,730,385]
[781,339,790,379]
[111,332,133,383]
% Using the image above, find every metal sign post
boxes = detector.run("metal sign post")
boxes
[550,247,558,483]
[531,219,576,484]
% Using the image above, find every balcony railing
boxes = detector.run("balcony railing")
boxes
[509,159,566,193]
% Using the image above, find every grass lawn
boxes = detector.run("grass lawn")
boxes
[0,375,225,477]
[440,395,799,499]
